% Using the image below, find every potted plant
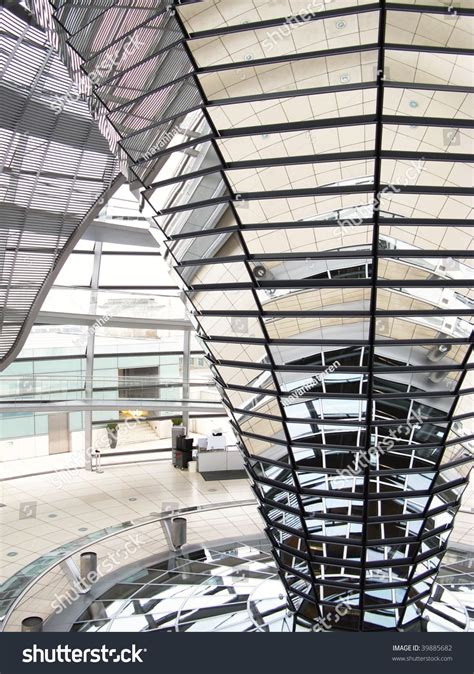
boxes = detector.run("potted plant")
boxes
[106,422,119,449]
[171,416,185,449]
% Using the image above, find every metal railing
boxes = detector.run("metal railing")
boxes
[0,376,218,402]
[0,499,258,632]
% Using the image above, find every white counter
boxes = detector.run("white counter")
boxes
[197,447,244,473]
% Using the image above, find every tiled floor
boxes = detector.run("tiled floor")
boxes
[0,435,177,480]
[1,456,472,591]
[0,459,254,585]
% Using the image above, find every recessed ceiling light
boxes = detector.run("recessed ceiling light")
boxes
[245,54,253,61]
[340,74,351,83]
[336,20,346,29]
[261,133,269,139]
[409,100,418,108]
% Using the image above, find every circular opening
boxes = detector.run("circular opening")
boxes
[22,617,43,627]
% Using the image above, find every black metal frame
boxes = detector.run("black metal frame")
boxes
[33,0,474,632]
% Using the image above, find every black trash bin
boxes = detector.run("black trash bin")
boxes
[173,435,193,469]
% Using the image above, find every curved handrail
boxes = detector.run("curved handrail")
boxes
[0,498,257,631]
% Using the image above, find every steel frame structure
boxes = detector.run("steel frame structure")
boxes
[0,8,122,369]
[29,0,474,630]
